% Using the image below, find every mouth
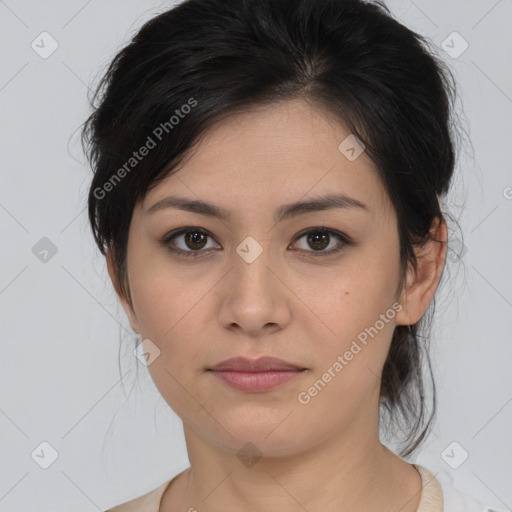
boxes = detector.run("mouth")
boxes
[207,356,308,392]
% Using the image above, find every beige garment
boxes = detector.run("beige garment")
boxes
[105,463,443,512]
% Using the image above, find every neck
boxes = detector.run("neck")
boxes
[160,423,422,512]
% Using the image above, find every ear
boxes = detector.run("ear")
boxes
[395,217,448,326]
[106,248,140,334]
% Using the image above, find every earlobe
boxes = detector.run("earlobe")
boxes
[106,248,140,334]
[395,218,448,327]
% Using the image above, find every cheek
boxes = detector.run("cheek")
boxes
[296,286,399,423]
[128,258,212,415]
[126,255,217,396]
[305,248,401,377]
[127,250,206,338]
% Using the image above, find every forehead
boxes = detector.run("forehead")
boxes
[141,98,394,222]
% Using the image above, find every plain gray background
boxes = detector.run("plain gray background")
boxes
[0,0,511,510]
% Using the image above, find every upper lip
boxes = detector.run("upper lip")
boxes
[208,356,306,372]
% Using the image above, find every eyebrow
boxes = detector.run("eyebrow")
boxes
[146,193,369,223]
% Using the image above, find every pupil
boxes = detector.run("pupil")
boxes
[308,232,329,251]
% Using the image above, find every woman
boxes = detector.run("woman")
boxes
[81,0,491,510]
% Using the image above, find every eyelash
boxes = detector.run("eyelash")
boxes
[160,227,352,259]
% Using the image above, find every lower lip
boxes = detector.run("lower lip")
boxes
[209,370,305,392]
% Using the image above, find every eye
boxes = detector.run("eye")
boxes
[161,227,220,257]
[290,227,351,257]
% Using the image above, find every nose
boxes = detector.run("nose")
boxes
[217,243,292,337]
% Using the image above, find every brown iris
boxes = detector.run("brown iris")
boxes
[184,231,208,250]
[307,231,330,251]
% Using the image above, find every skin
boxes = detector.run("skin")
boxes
[107,97,447,512]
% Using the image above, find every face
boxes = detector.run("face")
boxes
[110,98,428,457]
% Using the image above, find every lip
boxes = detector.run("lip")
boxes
[208,356,306,372]
[207,356,308,392]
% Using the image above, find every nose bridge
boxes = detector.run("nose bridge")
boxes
[232,235,275,296]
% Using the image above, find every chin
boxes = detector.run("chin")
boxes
[217,421,306,454]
